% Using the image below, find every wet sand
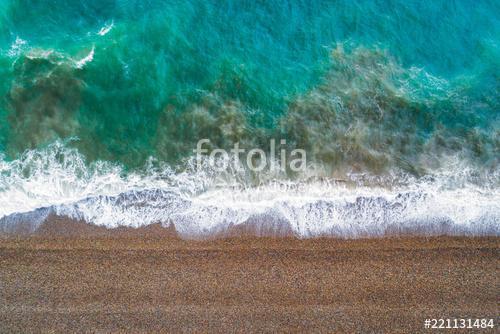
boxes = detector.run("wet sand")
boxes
[0,225,498,333]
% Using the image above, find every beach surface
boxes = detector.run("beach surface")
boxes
[0,222,498,333]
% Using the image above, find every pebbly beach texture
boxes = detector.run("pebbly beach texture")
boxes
[0,219,498,333]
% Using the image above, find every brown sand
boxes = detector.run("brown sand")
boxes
[0,223,498,333]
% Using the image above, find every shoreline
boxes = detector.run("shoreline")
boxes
[2,214,498,240]
[1,234,498,333]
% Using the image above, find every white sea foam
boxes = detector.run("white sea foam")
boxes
[0,143,498,238]
[75,46,95,69]
[97,21,114,36]
[7,37,27,57]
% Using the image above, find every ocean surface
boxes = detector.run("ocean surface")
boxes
[0,0,498,237]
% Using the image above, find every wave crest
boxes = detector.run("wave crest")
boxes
[0,142,498,238]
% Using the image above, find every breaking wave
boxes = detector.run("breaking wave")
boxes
[0,143,498,238]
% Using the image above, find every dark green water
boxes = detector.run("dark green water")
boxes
[0,0,498,174]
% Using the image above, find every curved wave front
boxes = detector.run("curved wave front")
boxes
[0,143,498,238]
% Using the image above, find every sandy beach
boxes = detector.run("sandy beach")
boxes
[0,222,498,333]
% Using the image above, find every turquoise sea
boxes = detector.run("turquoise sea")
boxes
[0,0,498,237]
